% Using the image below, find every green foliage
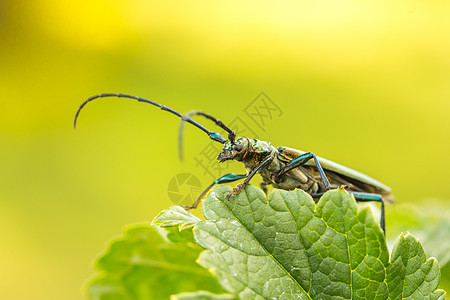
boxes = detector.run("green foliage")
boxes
[386,201,450,295]
[170,291,235,300]
[386,202,450,268]
[87,186,446,299]
[387,233,444,299]
[86,224,225,299]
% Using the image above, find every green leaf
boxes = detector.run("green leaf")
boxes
[387,233,445,300]
[152,206,201,230]
[86,186,446,299]
[86,224,225,300]
[386,201,450,268]
[193,185,446,299]
[386,199,450,295]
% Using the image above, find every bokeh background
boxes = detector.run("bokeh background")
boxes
[1,1,449,299]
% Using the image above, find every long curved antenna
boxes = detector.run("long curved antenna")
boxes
[178,110,236,161]
[74,93,226,144]
[196,112,236,142]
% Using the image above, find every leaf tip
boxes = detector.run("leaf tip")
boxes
[152,205,201,230]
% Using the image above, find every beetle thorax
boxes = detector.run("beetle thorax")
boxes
[240,139,278,170]
[216,137,278,172]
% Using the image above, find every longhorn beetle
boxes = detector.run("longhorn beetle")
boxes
[74,93,394,232]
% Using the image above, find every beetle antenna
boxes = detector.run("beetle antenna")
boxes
[178,110,236,161]
[74,93,226,144]
[182,111,236,142]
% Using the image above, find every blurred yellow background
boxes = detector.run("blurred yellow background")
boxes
[1,0,449,299]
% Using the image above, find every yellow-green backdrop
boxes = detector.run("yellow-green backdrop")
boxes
[1,1,449,299]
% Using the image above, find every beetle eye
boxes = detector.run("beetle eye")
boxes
[232,143,243,151]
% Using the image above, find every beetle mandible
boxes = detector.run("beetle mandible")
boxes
[74,93,394,232]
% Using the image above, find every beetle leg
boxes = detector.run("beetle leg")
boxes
[184,155,275,209]
[182,173,247,210]
[227,155,275,199]
[276,152,331,190]
[350,192,385,234]
[311,190,386,234]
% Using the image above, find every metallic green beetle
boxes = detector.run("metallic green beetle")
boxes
[75,93,393,232]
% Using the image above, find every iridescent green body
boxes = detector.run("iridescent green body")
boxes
[218,137,393,202]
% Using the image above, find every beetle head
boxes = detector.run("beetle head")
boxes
[217,137,249,162]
